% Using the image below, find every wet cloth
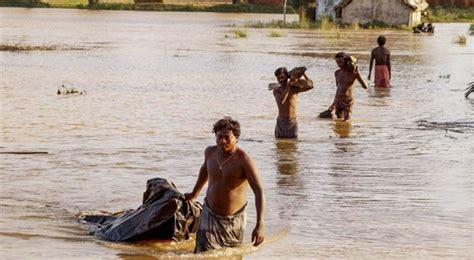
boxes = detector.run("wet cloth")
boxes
[195,200,247,253]
[79,178,202,242]
[374,65,390,88]
[275,116,298,138]
[334,96,354,118]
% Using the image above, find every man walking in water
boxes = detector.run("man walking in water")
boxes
[269,67,313,138]
[185,117,265,253]
[368,35,391,88]
[330,52,368,121]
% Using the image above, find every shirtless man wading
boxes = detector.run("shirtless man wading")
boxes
[185,117,265,253]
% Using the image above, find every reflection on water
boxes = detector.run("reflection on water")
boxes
[1,8,473,260]
[332,120,352,138]
[372,87,391,98]
[274,139,299,177]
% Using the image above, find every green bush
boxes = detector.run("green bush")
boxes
[426,7,474,23]
[0,0,49,7]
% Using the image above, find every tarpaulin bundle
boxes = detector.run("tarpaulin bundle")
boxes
[79,178,202,242]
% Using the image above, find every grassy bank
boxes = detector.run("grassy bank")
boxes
[76,3,284,13]
[426,7,474,23]
[0,0,285,13]
[243,16,408,30]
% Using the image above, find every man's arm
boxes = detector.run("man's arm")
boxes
[330,72,339,109]
[273,85,289,105]
[292,74,314,93]
[387,51,391,80]
[356,69,368,89]
[368,51,374,80]
[243,154,265,247]
[184,149,209,201]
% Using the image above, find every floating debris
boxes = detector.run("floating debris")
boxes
[465,82,473,98]
[416,120,474,133]
[57,84,86,96]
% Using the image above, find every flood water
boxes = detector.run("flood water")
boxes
[1,8,473,259]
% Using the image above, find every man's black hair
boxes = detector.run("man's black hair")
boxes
[377,35,386,46]
[335,52,347,59]
[274,67,289,77]
[212,116,241,138]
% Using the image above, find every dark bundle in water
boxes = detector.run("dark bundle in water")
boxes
[318,108,333,118]
[79,178,202,242]
[288,66,307,80]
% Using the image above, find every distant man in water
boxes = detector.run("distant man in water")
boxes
[368,35,391,88]
[269,67,313,138]
[185,117,265,253]
[330,52,368,121]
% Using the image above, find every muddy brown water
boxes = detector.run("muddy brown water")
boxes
[1,8,473,259]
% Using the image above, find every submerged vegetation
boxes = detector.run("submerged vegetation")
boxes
[0,42,89,52]
[224,30,248,39]
[233,30,247,38]
[453,35,467,45]
[268,30,285,37]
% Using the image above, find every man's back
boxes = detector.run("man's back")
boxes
[371,46,390,65]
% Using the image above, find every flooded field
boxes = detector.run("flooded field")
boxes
[0,8,473,259]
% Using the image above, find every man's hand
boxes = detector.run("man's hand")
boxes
[184,192,197,201]
[251,223,264,246]
[288,78,298,86]
[368,74,371,80]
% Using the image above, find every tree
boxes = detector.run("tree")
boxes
[284,0,311,26]
[88,0,96,8]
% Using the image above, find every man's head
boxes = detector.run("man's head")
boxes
[213,117,240,153]
[335,52,347,69]
[274,67,289,85]
[377,35,386,46]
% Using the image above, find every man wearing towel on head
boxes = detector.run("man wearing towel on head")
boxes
[185,117,265,253]
[269,67,314,138]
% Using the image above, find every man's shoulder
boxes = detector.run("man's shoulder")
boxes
[204,145,217,155]
[269,83,280,88]
[236,147,252,161]
[269,83,281,92]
